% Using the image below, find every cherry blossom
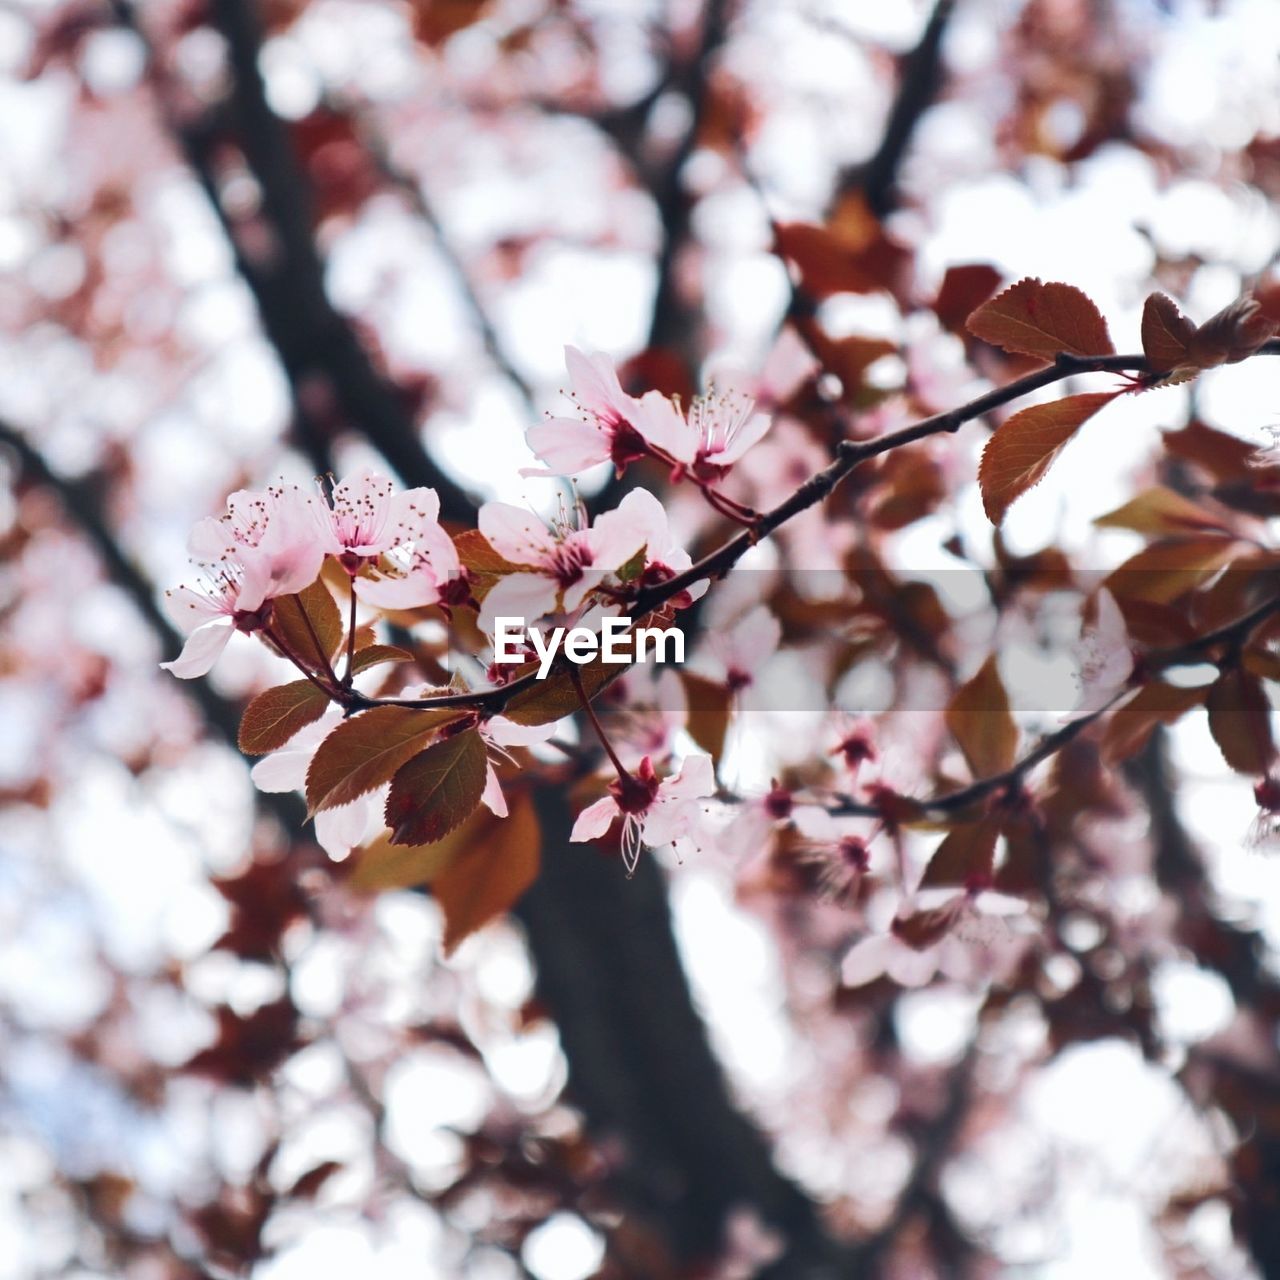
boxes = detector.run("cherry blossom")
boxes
[1067,589,1135,719]
[647,385,774,479]
[570,753,716,874]
[841,880,1034,988]
[696,603,782,694]
[478,715,558,818]
[316,470,461,610]
[161,494,325,678]
[523,347,674,476]
[475,489,661,633]
[790,805,877,903]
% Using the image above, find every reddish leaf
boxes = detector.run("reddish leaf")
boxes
[434,792,542,955]
[1163,420,1261,482]
[384,731,488,847]
[966,278,1115,361]
[1140,292,1195,374]
[349,644,415,674]
[919,818,1000,891]
[1206,669,1275,775]
[933,264,1003,334]
[1102,681,1207,763]
[979,392,1118,525]
[238,680,329,755]
[285,1161,343,1201]
[946,656,1019,779]
[305,705,462,813]
[1187,296,1278,369]
[271,577,343,675]
[772,205,910,300]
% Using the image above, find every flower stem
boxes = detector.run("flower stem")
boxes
[569,666,632,782]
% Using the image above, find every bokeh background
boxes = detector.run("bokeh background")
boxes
[2,1,1280,1277]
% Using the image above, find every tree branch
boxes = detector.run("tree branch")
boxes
[111,0,476,521]
[840,0,957,217]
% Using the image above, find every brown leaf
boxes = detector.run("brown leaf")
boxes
[772,208,910,300]
[682,673,733,764]
[919,818,1001,890]
[966,277,1115,361]
[1206,668,1275,775]
[271,577,343,676]
[1105,537,1239,605]
[979,392,1118,525]
[1102,681,1207,763]
[238,680,329,755]
[946,655,1018,779]
[1140,292,1195,374]
[434,792,541,955]
[384,731,488,847]
[349,644,415,674]
[285,1161,343,1201]
[346,814,479,892]
[1187,296,1279,369]
[305,705,462,813]
[1094,487,1229,538]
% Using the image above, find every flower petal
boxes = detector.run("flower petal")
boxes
[570,796,618,842]
[159,619,234,678]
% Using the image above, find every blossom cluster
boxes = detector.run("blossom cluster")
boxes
[159,347,1081,985]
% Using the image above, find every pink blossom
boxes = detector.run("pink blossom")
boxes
[313,470,460,611]
[1067,589,1135,720]
[646,385,773,478]
[524,347,671,476]
[841,881,1033,988]
[696,603,781,693]
[570,753,716,874]
[478,715,557,818]
[161,499,325,678]
[475,489,660,633]
[791,805,878,903]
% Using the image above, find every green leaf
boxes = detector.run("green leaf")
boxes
[384,731,489,847]
[238,680,329,755]
[305,705,463,813]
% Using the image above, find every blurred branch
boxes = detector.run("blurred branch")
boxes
[838,0,957,217]
[1127,729,1280,1274]
[519,785,859,1275]
[0,416,304,832]
[110,0,476,521]
[355,114,535,406]
[646,0,731,360]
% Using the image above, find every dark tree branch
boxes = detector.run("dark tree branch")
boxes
[519,786,858,1276]
[111,0,475,521]
[646,0,731,359]
[839,0,957,217]
[1126,730,1280,1275]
